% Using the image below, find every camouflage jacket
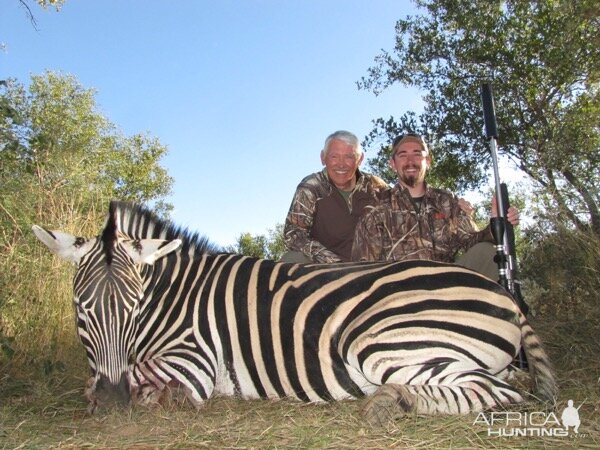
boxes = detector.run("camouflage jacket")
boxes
[284,169,388,263]
[352,183,492,262]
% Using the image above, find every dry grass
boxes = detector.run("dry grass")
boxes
[1,388,598,449]
[1,317,599,449]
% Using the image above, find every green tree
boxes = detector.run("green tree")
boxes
[17,0,65,9]
[359,0,600,235]
[228,224,286,260]
[36,0,65,8]
[13,0,65,30]
[0,72,173,371]
[0,71,173,227]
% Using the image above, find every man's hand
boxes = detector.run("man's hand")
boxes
[491,195,520,226]
[457,198,475,216]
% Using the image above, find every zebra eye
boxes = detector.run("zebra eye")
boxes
[73,300,87,317]
[74,237,86,247]
[132,240,142,251]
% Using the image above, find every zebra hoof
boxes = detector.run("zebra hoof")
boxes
[132,383,165,407]
[362,384,416,426]
[132,382,192,409]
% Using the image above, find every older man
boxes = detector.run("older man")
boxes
[352,133,519,280]
[282,130,388,263]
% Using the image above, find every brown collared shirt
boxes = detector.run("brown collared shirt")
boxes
[284,169,388,263]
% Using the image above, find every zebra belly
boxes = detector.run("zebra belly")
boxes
[336,285,522,389]
[211,335,373,402]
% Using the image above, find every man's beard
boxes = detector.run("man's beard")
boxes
[400,166,424,187]
[401,174,418,187]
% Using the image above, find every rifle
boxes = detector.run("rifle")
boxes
[479,83,527,308]
[480,83,529,368]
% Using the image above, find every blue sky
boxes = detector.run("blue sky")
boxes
[3,0,424,246]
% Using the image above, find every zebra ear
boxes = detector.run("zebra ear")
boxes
[32,225,93,264]
[122,239,182,265]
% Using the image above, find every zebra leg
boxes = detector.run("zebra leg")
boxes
[362,384,416,426]
[130,360,212,409]
[131,381,168,407]
[132,380,193,408]
[363,368,523,426]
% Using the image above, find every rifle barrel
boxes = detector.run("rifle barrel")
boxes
[481,83,498,139]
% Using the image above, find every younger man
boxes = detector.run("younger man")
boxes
[352,134,519,280]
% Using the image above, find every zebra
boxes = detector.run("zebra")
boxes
[32,201,557,423]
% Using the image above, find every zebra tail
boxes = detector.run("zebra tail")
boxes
[520,314,558,404]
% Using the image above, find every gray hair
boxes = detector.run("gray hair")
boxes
[321,130,363,158]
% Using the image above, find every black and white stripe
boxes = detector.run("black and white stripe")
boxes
[35,201,558,418]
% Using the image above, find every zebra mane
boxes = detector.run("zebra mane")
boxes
[109,200,224,255]
[100,201,119,265]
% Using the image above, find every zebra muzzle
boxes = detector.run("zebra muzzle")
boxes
[88,373,132,412]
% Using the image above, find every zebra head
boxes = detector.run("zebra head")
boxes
[32,207,181,412]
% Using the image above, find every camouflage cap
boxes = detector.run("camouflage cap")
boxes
[392,134,429,154]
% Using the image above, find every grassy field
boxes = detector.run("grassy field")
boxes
[1,318,599,449]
